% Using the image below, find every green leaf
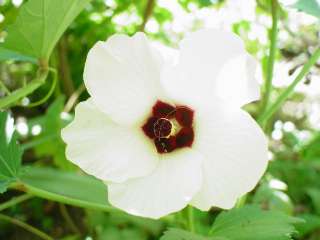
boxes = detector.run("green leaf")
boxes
[98,227,148,240]
[293,0,320,19]
[252,180,294,214]
[269,160,320,202]
[210,206,303,240]
[160,228,228,240]
[295,214,320,237]
[60,235,81,240]
[1,0,91,61]
[0,47,37,62]
[86,209,164,238]
[0,111,22,193]
[26,97,74,170]
[19,166,117,212]
[0,179,15,194]
[307,188,320,214]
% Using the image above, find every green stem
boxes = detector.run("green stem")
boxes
[0,194,33,212]
[21,134,58,151]
[260,0,279,115]
[64,83,86,112]
[58,36,75,97]
[0,70,48,109]
[0,213,53,240]
[258,47,320,126]
[26,68,57,108]
[140,0,156,31]
[235,194,247,209]
[59,204,81,234]
[187,205,195,233]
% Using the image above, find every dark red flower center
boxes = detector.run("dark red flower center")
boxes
[154,118,172,138]
[142,100,194,154]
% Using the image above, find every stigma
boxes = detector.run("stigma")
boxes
[142,101,194,154]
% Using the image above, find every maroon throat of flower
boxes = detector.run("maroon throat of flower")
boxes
[142,100,194,154]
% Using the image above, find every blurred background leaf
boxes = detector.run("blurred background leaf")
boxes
[293,0,320,19]
[1,0,320,239]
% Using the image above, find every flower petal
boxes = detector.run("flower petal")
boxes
[61,99,159,183]
[161,29,259,108]
[191,104,268,210]
[107,149,203,219]
[84,32,164,125]
[214,53,259,106]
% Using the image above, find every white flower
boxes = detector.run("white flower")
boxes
[61,29,268,219]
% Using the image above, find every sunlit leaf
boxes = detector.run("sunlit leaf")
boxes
[178,0,224,9]
[0,111,22,193]
[1,0,91,61]
[293,0,320,19]
[210,206,303,240]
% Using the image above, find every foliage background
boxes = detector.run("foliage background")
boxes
[0,0,320,239]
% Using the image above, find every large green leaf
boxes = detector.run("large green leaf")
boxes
[0,0,91,61]
[19,166,117,212]
[210,206,303,240]
[0,47,37,62]
[160,228,228,240]
[293,0,320,19]
[0,111,23,193]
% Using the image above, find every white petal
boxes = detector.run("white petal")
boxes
[61,99,159,183]
[162,29,259,108]
[214,53,259,107]
[108,149,203,219]
[84,32,164,126]
[191,104,268,210]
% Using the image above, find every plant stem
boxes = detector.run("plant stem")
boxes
[187,205,195,233]
[258,47,320,126]
[235,194,247,209]
[58,36,75,97]
[0,81,11,95]
[21,134,58,151]
[140,0,155,31]
[260,0,279,115]
[26,68,57,108]
[59,204,81,234]
[0,213,53,240]
[0,70,48,109]
[64,83,86,112]
[0,194,33,212]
